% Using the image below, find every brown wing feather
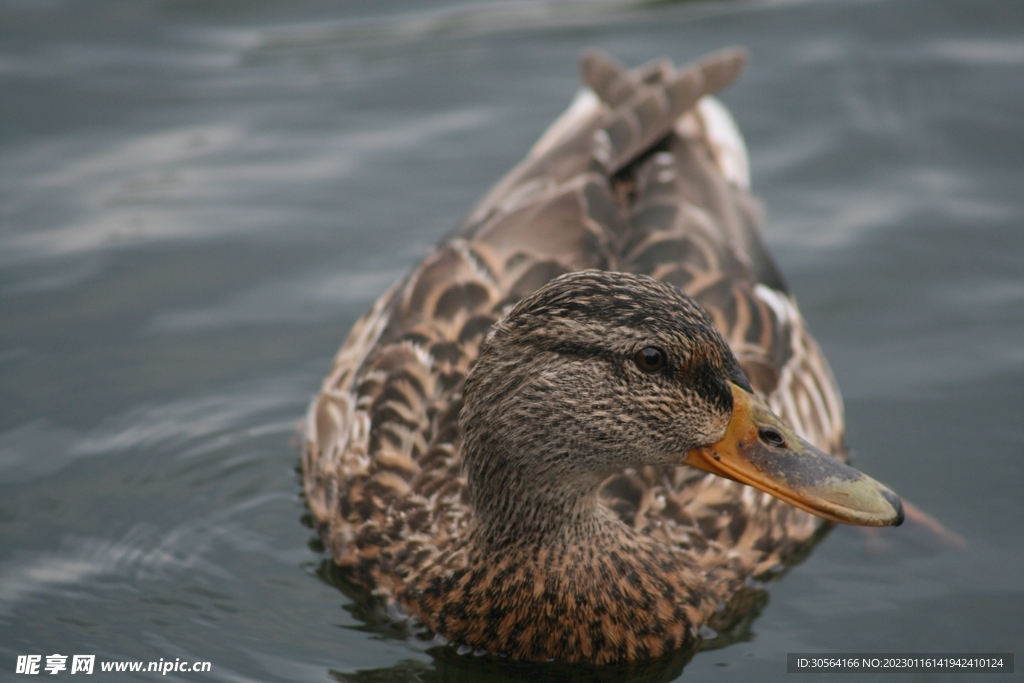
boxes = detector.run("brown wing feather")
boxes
[304,50,846,597]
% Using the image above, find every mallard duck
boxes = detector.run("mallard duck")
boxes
[303,49,904,665]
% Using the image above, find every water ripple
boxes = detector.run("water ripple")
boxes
[0,373,306,484]
[1,108,490,270]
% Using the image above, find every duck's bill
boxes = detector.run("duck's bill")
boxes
[683,382,904,527]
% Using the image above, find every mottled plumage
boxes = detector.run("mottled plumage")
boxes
[304,50,877,664]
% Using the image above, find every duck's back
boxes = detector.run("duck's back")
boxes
[303,50,846,599]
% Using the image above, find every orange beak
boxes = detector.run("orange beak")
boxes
[684,382,904,526]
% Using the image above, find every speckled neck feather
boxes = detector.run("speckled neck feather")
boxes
[402,510,716,663]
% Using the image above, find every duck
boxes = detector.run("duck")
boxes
[302,49,904,665]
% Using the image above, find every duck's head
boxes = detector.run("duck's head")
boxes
[460,270,902,542]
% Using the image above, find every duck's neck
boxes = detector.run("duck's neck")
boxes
[401,497,714,664]
[399,442,718,664]
[466,443,611,550]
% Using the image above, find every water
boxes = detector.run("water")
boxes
[1,0,1021,680]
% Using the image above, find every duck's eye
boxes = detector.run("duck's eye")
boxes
[633,346,667,373]
[758,427,787,448]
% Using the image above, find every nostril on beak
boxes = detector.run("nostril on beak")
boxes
[757,427,786,448]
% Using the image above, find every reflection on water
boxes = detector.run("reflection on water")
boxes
[1,0,1022,681]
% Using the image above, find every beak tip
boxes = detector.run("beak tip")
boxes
[882,489,905,527]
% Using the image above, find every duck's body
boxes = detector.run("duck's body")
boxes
[303,50,902,664]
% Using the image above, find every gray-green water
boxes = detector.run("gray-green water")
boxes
[1,0,1021,681]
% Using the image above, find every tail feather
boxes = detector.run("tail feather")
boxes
[583,48,747,175]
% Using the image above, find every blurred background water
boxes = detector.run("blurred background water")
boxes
[1,0,1021,681]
